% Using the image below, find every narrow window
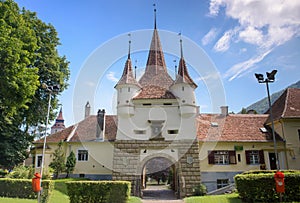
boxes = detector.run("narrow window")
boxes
[36,155,43,168]
[168,129,178,134]
[78,150,88,161]
[143,103,152,106]
[134,130,146,134]
[298,129,300,141]
[163,103,172,106]
[182,86,184,91]
[128,87,130,92]
[238,154,241,162]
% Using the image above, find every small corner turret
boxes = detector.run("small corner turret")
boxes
[170,38,198,117]
[115,37,141,117]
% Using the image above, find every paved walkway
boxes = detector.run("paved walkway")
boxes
[142,185,184,203]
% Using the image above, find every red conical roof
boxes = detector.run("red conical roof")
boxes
[115,41,140,88]
[174,40,197,89]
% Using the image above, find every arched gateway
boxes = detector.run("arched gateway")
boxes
[112,11,201,198]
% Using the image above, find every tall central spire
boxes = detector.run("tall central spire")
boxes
[138,6,174,89]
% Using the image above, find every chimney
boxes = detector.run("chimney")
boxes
[220,106,228,116]
[85,101,91,119]
[96,109,105,140]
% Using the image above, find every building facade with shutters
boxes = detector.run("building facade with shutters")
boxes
[32,13,300,194]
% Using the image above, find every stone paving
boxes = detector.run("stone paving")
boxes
[141,185,184,203]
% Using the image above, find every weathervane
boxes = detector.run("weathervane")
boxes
[127,33,131,59]
[153,3,157,29]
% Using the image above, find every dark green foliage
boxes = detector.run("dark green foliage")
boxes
[192,183,207,196]
[65,151,76,178]
[0,178,53,202]
[0,0,69,168]
[0,168,8,177]
[49,141,65,178]
[66,181,131,203]
[235,170,300,202]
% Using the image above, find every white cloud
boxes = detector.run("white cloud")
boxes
[106,71,119,82]
[224,49,273,81]
[196,72,221,82]
[202,28,218,45]
[213,29,236,52]
[239,26,264,45]
[210,0,300,80]
[209,0,224,16]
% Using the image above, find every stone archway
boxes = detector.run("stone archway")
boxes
[112,139,201,198]
[139,155,178,197]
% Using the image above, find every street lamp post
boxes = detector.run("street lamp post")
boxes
[39,84,60,202]
[255,70,280,171]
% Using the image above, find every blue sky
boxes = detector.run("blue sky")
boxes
[14,0,300,127]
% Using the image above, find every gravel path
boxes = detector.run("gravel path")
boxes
[141,185,184,203]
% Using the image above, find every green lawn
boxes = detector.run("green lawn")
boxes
[0,195,141,203]
[184,193,242,203]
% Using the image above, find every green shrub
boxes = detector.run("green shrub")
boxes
[235,170,300,202]
[192,183,207,196]
[0,169,8,177]
[0,178,54,203]
[5,165,34,179]
[66,181,131,203]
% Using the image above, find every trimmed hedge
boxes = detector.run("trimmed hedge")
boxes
[66,180,131,203]
[0,178,53,203]
[235,170,300,202]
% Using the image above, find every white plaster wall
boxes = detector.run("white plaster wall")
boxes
[116,100,197,140]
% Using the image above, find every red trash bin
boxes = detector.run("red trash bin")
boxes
[32,172,41,192]
[274,171,285,193]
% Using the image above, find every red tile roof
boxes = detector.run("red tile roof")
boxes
[265,88,300,124]
[34,115,117,143]
[36,112,281,144]
[133,85,177,100]
[173,58,197,89]
[115,57,140,87]
[35,125,74,143]
[197,114,274,142]
[138,29,174,89]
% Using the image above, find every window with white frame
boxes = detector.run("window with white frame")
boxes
[214,151,229,164]
[249,151,259,164]
[217,179,229,189]
[36,155,43,168]
[77,150,88,161]
[245,150,265,165]
[208,150,236,165]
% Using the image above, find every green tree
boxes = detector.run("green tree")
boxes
[49,141,65,179]
[0,0,69,168]
[241,107,247,114]
[65,151,76,178]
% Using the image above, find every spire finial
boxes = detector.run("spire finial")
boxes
[135,60,137,79]
[128,33,131,59]
[153,4,157,29]
[179,32,183,58]
[173,59,177,78]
